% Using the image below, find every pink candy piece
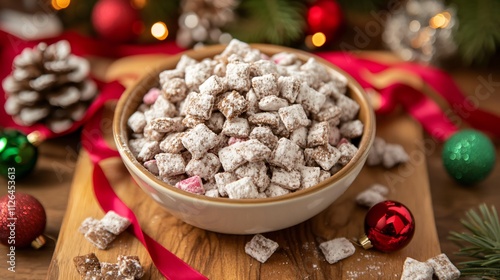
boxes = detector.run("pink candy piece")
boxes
[143,88,161,105]
[175,175,205,195]
[337,138,349,147]
[228,137,247,146]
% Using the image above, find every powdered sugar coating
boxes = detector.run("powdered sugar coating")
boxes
[319,237,355,264]
[401,257,434,280]
[100,211,131,235]
[426,254,460,280]
[245,234,279,263]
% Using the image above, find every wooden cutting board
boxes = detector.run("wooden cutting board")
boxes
[47,105,441,279]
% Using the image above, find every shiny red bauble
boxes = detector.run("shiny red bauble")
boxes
[364,200,415,252]
[91,0,142,43]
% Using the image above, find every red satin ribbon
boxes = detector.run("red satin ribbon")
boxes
[82,109,208,280]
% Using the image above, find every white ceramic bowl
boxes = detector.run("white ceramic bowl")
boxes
[113,44,375,234]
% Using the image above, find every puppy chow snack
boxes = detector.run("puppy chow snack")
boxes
[319,237,355,264]
[74,254,144,280]
[401,257,434,280]
[73,253,101,279]
[245,234,279,263]
[367,137,409,168]
[356,183,389,208]
[84,223,117,250]
[100,211,132,235]
[118,255,145,279]
[426,254,460,280]
[127,39,364,198]
[79,217,99,234]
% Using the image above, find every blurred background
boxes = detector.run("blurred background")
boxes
[1,0,499,66]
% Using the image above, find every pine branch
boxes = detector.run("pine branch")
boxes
[228,0,306,45]
[451,0,500,64]
[449,204,500,278]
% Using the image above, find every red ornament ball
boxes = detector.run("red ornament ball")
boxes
[307,0,343,37]
[91,0,142,43]
[0,193,46,248]
[364,200,415,252]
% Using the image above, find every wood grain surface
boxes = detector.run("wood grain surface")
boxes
[46,106,440,279]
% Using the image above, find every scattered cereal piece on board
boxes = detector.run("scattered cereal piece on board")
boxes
[100,211,131,235]
[319,237,355,264]
[84,223,116,250]
[400,257,434,280]
[245,234,279,263]
[79,217,99,234]
[73,253,101,279]
[426,254,460,280]
[356,188,386,208]
[118,255,145,279]
[100,262,120,279]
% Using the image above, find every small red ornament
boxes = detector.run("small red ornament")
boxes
[91,0,143,43]
[307,0,343,42]
[360,200,415,252]
[0,193,46,248]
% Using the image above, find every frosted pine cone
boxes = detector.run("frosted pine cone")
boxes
[2,40,97,133]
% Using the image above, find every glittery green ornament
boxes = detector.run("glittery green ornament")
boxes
[442,130,496,185]
[0,130,38,179]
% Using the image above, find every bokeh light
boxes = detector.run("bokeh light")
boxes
[151,21,168,40]
[311,32,326,47]
[51,0,70,10]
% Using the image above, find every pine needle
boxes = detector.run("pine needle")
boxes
[449,204,500,278]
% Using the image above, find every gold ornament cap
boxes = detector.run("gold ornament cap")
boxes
[359,234,373,250]
[31,235,46,249]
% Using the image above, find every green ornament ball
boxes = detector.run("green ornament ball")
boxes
[442,130,496,185]
[0,130,38,179]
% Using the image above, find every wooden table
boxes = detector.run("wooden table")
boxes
[1,56,500,279]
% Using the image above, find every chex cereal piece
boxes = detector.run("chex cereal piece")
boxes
[278,104,310,132]
[225,177,259,199]
[199,75,225,96]
[176,54,196,71]
[118,255,145,279]
[340,120,364,139]
[319,237,356,264]
[143,123,165,141]
[258,95,289,111]
[161,174,187,186]
[150,117,184,133]
[240,139,272,162]
[330,70,348,97]
[314,105,342,123]
[214,172,237,197]
[209,134,229,154]
[300,166,321,189]
[84,223,116,250]
[356,188,386,208]
[137,141,160,162]
[159,69,183,85]
[185,92,214,120]
[217,90,248,119]
[250,60,278,78]
[265,183,291,197]
[271,168,301,190]
[278,76,301,103]
[100,211,131,235]
[143,87,161,105]
[251,73,279,98]
[296,83,325,114]
[218,39,252,60]
[175,175,205,194]
[319,170,331,182]
[401,257,434,280]
[218,143,247,172]
[206,112,225,133]
[249,126,279,150]
[79,217,99,234]
[328,124,341,146]
[270,138,303,171]
[303,148,317,167]
[155,153,186,177]
[159,132,185,153]
[205,189,220,198]
[143,160,159,175]
[226,62,251,91]
[272,52,298,65]
[336,95,360,122]
[149,95,177,119]
[234,161,270,192]
[307,122,329,147]
[245,234,279,263]
[367,137,386,166]
[426,254,460,280]
[291,69,321,89]
[162,77,187,103]
[248,112,280,128]
[338,142,358,166]
[185,61,212,89]
[181,124,218,159]
[185,153,221,179]
[312,144,341,171]
[300,58,330,82]
[213,62,226,77]
[127,111,146,134]
[370,183,389,196]
[100,262,120,280]
[383,143,410,168]
[128,138,147,158]
[73,253,101,279]
[222,117,250,138]
[245,89,259,114]
[290,126,308,148]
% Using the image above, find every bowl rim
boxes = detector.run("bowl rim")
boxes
[113,43,375,205]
